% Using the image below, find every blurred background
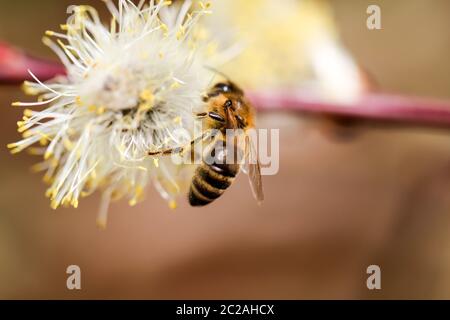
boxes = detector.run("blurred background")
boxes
[1,0,450,299]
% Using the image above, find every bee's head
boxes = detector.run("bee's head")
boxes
[212,81,244,95]
[205,81,254,129]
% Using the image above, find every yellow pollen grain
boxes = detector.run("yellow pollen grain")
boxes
[140,89,154,102]
[153,157,159,168]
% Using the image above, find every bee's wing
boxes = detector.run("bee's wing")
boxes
[244,135,264,204]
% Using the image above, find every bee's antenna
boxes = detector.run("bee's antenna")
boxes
[204,65,231,82]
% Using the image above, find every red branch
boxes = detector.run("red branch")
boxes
[0,42,65,84]
[2,42,450,128]
[247,90,450,128]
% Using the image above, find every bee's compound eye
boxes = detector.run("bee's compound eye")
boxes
[214,82,230,92]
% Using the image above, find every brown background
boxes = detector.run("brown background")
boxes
[1,0,450,299]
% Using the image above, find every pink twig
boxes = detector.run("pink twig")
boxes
[248,90,450,127]
[2,42,450,128]
[0,42,65,84]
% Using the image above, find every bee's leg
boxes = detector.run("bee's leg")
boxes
[148,130,214,156]
[148,146,184,156]
[194,112,225,123]
[195,112,208,119]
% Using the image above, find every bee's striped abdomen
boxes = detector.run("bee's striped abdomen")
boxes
[188,160,240,206]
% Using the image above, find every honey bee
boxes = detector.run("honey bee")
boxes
[149,80,264,206]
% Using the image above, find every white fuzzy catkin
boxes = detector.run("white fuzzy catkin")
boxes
[8,0,216,227]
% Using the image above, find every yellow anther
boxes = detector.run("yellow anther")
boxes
[160,23,168,36]
[170,81,181,90]
[42,36,53,46]
[27,147,42,156]
[21,131,32,139]
[45,30,55,36]
[24,109,34,117]
[7,142,17,149]
[129,198,138,207]
[168,200,177,210]
[50,200,59,210]
[60,24,68,31]
[75,96,83,106]
[51,158,59,168]
[12,102,21,107]
[43,174,53,184]
[22,83,39,95]
[63,138,74,151]
[44,150,53,160]
[176,26,186,40]
[45,188,53,198]
[39,137,49,146]
[31,163,45,173]
[140,89,154,102]
[153,157,159,168]
[88,105,97,112]
[96,218,107,230]
[96,106,106,115]
[135,185,144,198]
